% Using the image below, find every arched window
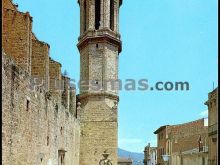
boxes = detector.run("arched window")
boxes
[83,0,87,32]
[110,0,114,30]
[95,0,101,30]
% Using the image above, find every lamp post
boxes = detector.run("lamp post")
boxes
[162,154,170,165]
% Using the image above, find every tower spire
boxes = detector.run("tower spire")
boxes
[77,0,123,164]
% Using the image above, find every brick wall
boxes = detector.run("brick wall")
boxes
[171,119,206,138]
[155,119,208,165]
[170,119,208,153]
[172,132,208,153]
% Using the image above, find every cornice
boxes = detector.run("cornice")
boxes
[77,92,119,101]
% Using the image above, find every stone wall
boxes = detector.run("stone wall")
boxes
[2,7,32,73]
[78,96,118,165]
[3,0,17,11]
[2,1,80,165]
[78,2,122,163]
[78,41,119,165]
[49,58,62,101]
[31,39,50,91]
[205,88,218,165]
[2,52,80,165]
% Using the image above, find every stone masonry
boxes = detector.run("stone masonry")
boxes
[2,0,80,164]
[77,0,123,164]
[2,0,124,165]
[205,88,218,165]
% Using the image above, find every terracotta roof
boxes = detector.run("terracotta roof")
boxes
[118,157,133,163]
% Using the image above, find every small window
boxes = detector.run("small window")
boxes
[58,150,65,165]
[26,100,30,111]
[60,127,63,135]
[83,0,87,32]
[55,104,58,112]
[47,136,49,146]
[110,0,114,30]
[95,0,101,30]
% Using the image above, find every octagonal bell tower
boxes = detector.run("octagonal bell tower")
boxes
[77,0,123,164]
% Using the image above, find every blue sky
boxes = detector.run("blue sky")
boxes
[14,0,218,152]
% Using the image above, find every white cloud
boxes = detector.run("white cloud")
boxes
[199,110,208,117]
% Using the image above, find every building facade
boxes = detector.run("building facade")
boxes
[77,0,123,164]
[205,88,218,165]
[154,125,169,165]
[143,143,157,165]
[154,118,208,165]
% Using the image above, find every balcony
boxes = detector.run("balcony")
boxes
[208,123,217,136]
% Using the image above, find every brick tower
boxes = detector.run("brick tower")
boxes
[77,0,123,164]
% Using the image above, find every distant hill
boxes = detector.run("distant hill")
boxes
[118,148,144,165]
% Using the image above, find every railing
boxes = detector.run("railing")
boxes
[208,123,217,136]
[181,146,208,155]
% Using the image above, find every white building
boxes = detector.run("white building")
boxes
[143,143,157,165]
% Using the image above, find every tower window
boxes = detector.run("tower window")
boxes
[60,127,63,135]
[110,0,114,31]
[95,0,101,30]
[26,100,30,111]
[55,104,58,112]
[47,136,49,146]
[83,0,87,32]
